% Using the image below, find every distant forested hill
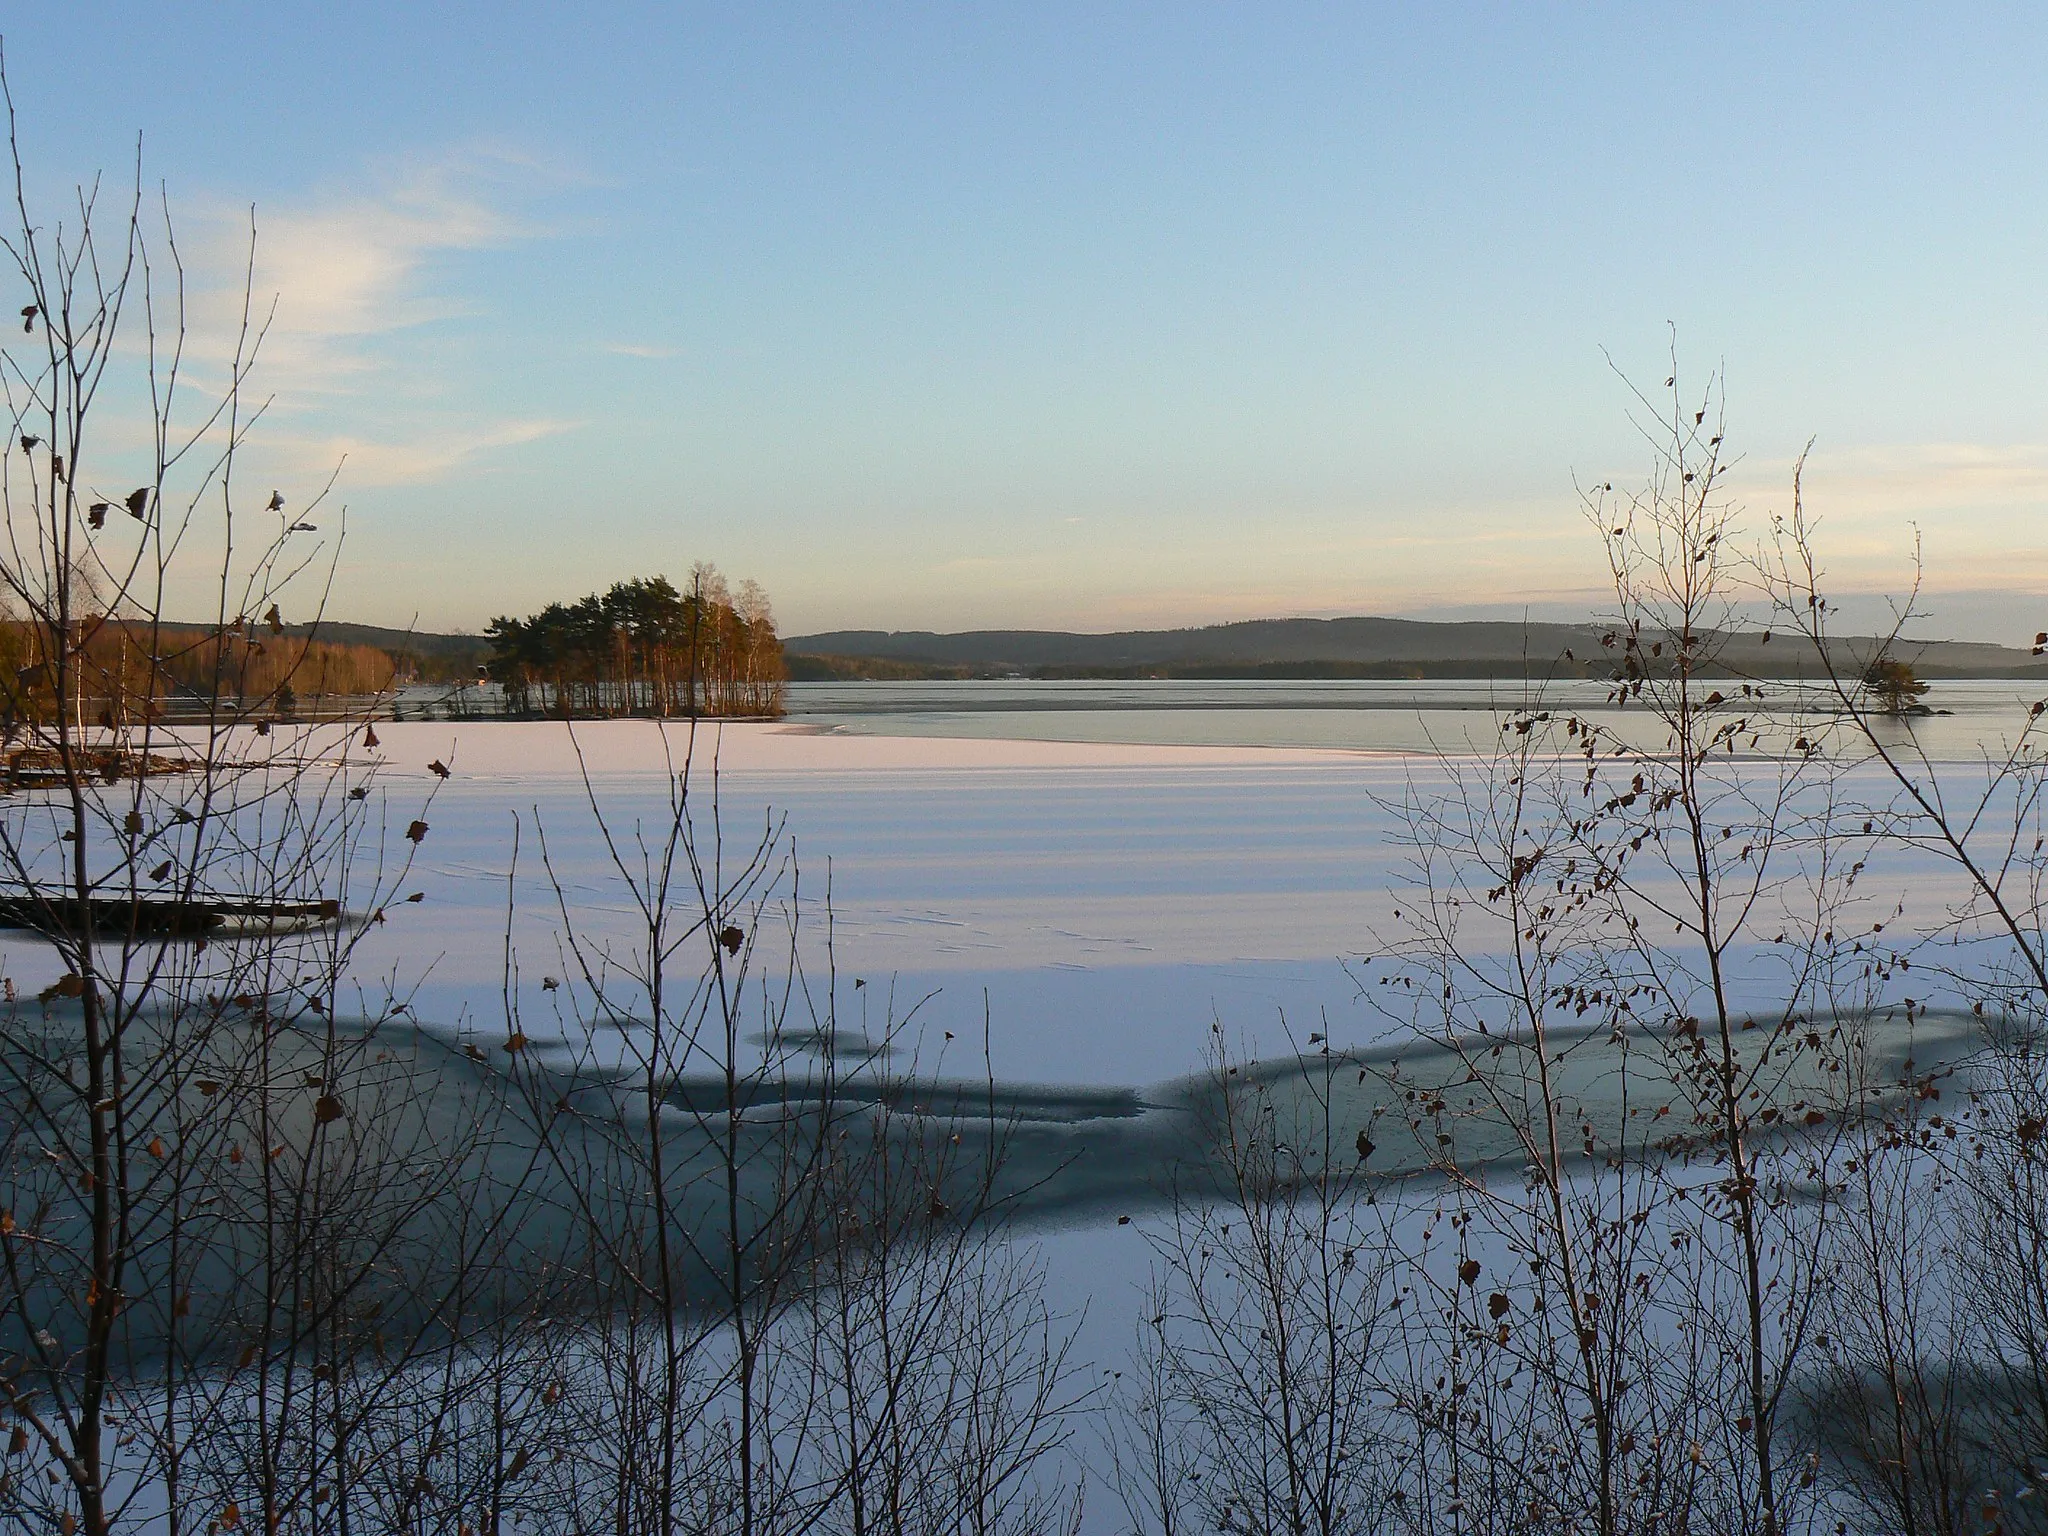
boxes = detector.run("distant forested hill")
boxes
[785,616,2048,681]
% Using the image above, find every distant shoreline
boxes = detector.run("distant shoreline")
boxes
[783,613,2048,683]
[784,654,2048,683]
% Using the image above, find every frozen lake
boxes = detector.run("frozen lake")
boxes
[0,678,2026,1522]
[28,674,1999,1089]
[316,677,2034,1083]
[381,723,1407,1085]
[1,679,2021,1198]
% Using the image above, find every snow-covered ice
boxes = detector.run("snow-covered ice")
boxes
[340,719,1418,1085]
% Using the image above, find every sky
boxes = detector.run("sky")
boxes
[7,4,2048,641]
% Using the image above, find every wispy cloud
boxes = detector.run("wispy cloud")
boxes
[1718,441,2048,589]
[189,149,545,382]
[262,417,580,487]
[603,342,678,359]
[262,164,521,346]
[170,146,582,487]
[1776,441,2048,514]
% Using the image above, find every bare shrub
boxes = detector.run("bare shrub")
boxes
[505,726,1083,1534]
[1110,1028,1401,1536]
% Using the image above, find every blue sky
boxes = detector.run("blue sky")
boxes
[10,5,2048,638]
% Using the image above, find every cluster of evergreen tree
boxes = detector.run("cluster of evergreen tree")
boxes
[485,564,786,719]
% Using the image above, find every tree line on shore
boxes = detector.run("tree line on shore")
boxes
[0,614,397,730]
[0,565,788,733]
[484,564,786,719]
